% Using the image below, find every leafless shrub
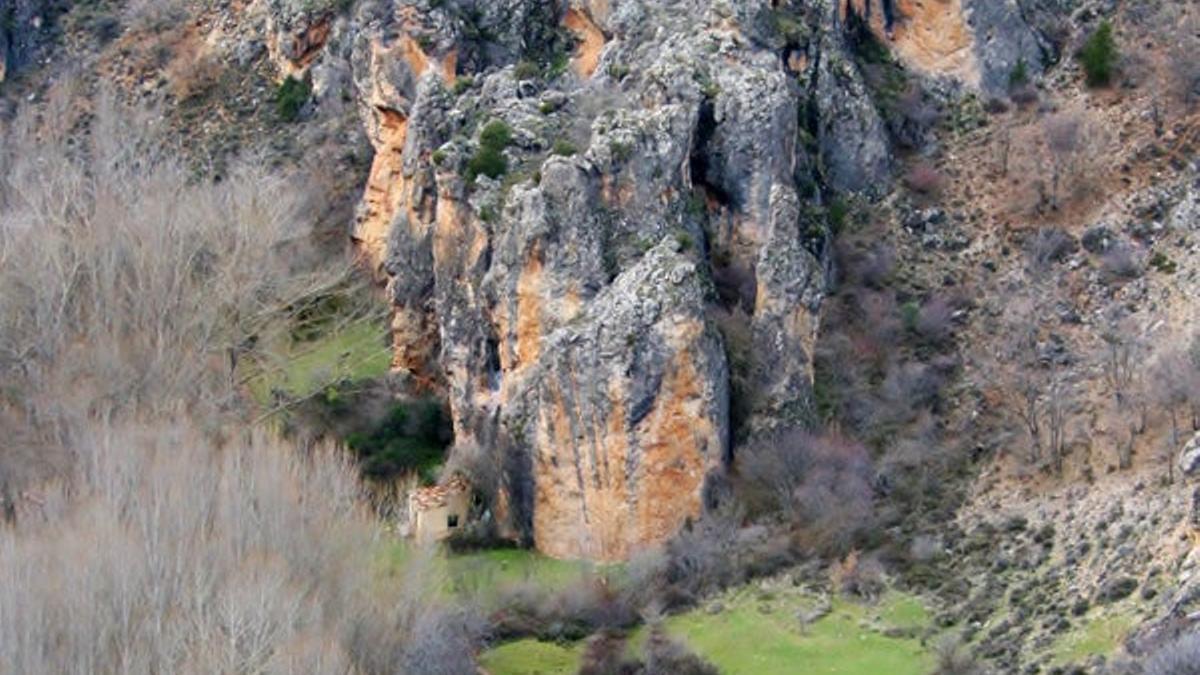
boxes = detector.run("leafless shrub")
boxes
[739,429,874,555]
[868,361,949,434]
[714,306,757,433]
[992,292,1075,473]
[1026,226,1079,272]
[844,243,895,290]
[910,534,942,563]
[1009,83,1040,107]
[1100,244,1144,282]
[915,294,956,347]
[847,289,903,373]
[166,53,224,102]
[1165,18,1200,114]
[932,636,986,675]
[123,0,192,33]
[711,255,757,311]
[1042,112,1082,209]
[1143,630,1200,675]
[640,623,719,675]
[491,568,639,643]
[829,549,885,600]
[1150,344,1200,459]
[891,84,941,150]
[983,98,1010,115]
[904,162,945,196]
[0,91,474,673]
[579,631,640,675]
[0,420,479,674]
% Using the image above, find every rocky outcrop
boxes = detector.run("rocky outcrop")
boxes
[0,18,7,84]
[313,0,1090,560]
[0,0,56,84]
[325,0,908,559]
[1180,432,1200,478]
[842,0,1054,95]
[502,240,729,560]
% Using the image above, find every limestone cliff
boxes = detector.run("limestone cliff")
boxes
[271,0,1064,560]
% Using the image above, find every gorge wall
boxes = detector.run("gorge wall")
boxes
[258,0,1063,560]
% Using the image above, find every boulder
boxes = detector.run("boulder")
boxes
[1180,432,1200,477]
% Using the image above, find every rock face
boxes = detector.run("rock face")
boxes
[503,240,729,560]
[0,0,57,84]
[317,0,903,560]
[203,0,1077,561]
[843,0,1061,95]
[1179,432,1200,478]
[273,0,1030,560]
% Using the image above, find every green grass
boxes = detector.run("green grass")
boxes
[1050,608,1136,666]
[249,318,392,402]
[481,640,580,675]
[481,585,935,675]
[380,543,611,603]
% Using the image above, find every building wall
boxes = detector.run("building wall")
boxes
[412,492,470,541]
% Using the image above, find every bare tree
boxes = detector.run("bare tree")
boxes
[994,288,1074,474]
[0,86,359,498]
[1165,17,1200,116]
[1097,310,1148,470]
[1149,341,1200,482]
[1042,112,1082,210]
[0,89,485,673]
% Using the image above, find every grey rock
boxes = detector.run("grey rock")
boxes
[1081,224,1114,254]
[966,0,1053,96]
[344,0,910,559]
[1179,432,1200,477]
[0,0,56,82]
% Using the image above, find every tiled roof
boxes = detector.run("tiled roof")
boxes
[410,475,470,510]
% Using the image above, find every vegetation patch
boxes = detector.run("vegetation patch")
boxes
[466,119,513,182]
[1079,20,1118,87]
[248,317,392,402]
[481,585,935,675]
[347,400,451,482]
[482,640,579,675]
[1049,607,1137,666]
[275,75,312,122]
[381,544,606,603]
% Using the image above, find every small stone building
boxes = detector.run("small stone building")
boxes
[407,475,471,541]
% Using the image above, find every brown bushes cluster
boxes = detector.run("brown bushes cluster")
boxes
[0,420,483,674]
[0,90,482,673]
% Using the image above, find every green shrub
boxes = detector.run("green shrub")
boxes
[452,76,474,96]
[900,300,920,334]
[466,120,513,182]
[1079,20,1118,87]
[275,76,311,122]
[1008,58,1029,88]
[551,139,578,157]
[466,150,506,182]
[607,63,630,80]
[513,60,541,80]
[609,141,634,162]
[479,120,513,148]
[346,400,451,482]
[674,230,695,250]
[827,199,850,234]
[547,52,570,79]
[1150,251,1177,274]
